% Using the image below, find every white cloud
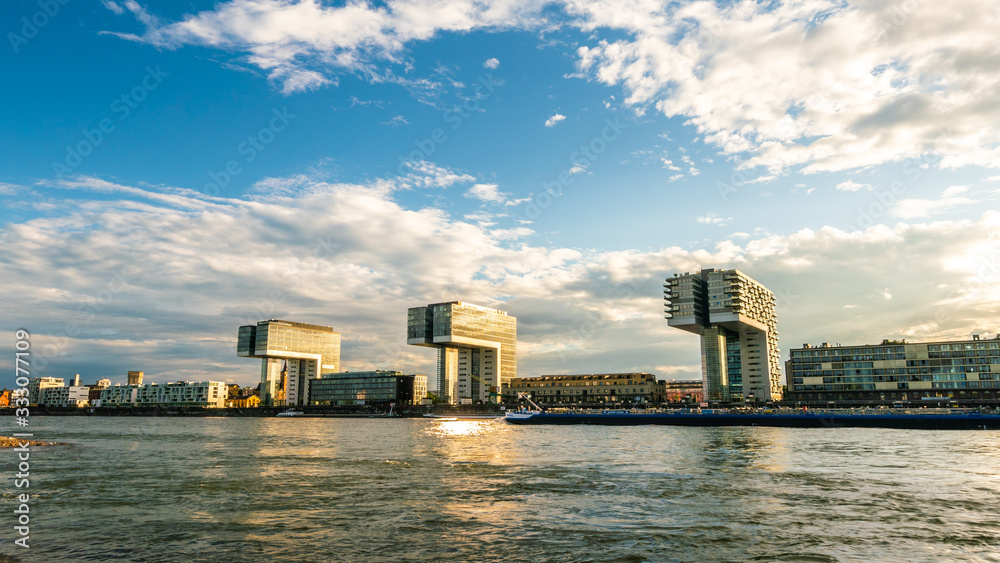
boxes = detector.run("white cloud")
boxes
[891,196,977,219]
[102,0,124,15]
[107,0,546,94]
[696,213,731,226]
[483,57,499,69]
[941,185,969,197]
[544,113,566,127]
[382,115,409,126]
[465,183,505,203]
[836,180,872,192]
[3,177,1000,386]
[397,160,475,189]
[572,0,1000,173]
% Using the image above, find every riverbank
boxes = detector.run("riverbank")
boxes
[0,436,68,447]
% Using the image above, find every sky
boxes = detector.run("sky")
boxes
[2,0,999,388]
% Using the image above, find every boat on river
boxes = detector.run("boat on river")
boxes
[505,409,1000,429]
[505,394,1000,430]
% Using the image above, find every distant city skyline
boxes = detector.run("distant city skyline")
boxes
[3,1,1000,388]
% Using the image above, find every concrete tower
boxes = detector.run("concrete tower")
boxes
[665,269,781,403]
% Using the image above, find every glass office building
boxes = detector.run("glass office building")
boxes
[786,336,1000,405]
[665,269,781,403]
[307,370,425,406]
[407,301,517,405]
[237,319,340,406]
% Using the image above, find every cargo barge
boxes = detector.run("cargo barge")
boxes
[505,409,1000,429]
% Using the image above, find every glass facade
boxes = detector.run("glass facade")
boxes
[726,338,743,400]
[787,338,1000,404]
[308,371,417,406]
[237,319,341,406]
[407,302,516,404]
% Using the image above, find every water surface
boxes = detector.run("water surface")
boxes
[3,417,1000,562]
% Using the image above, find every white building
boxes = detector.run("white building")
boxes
[100,384,139,406]
[28,377,65,406]
[40,385,90,407]
[134,381,229,408]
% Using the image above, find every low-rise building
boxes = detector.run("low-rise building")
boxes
[40,385,91,407]
[226,394,261,408]
[786,336,1000,405]
[663,380,705,403]
[100,385,139,406]
[99,381,228,407]
[308,370,424,406]
[510,373,665,405]
[135,381,228,408]
[27,377,65,406]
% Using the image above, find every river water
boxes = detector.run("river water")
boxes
[2,417,999,562]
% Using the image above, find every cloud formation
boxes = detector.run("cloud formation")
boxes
[3,174,999,388]
[544,113,567,127]
[107,1,1000,175]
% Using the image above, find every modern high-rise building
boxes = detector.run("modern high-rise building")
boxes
[665,269,781,403]
[237,319,341,406]
[786,336,1000,405]
[407,301,516,404]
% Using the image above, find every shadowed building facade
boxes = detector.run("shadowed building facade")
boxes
[665,269,781,403]
[407,302,516,405]
[237,319,341,407]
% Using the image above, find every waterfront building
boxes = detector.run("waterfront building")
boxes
[510,373,665,405]
[127,371,144,385]
[307,370,425,406]
[413,374,427,403]
[237,319,341,407]
[39,385,90,407]
[407,301,517,405]
[226,393,261,408]
[786,336,1000,405]
[27,377,65,406]
[88,378,113,404]
[0,389,11,407]
[100,384,139,406]
[663,380,705,403]
[132,381,229,408]
[665,269,781,403]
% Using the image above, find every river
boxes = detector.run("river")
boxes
[2,417,999,562]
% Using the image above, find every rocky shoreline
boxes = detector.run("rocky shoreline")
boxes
[0,436,68,447]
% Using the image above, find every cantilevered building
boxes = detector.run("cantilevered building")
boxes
[237,319,341,407]
[407,302,516,405]
[665,269,781,403]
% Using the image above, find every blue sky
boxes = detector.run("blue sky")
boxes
[2,0,999,388]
